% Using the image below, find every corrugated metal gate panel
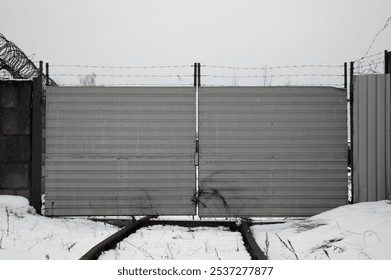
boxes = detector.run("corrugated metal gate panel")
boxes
[353,74,391,202]
[45,86,195,216]
[198,87,348,217]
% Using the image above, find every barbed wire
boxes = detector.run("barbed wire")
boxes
[351,16,391,74]
[46,58,351,87]
[52,73,343,79]
[50,64,193,69]
[56,83,193,87]
[44,63,345,70]
[202,64,343,70]
[201,83,345,87]
[355,54,385,74]
[354,70,382,75]
[51,73,193,78]
[359,16,391,60]
[369,56,386,63]
[353,50,384,62]
[50,62,345,87]
[356,61,384,68]
[0,33,56,85]
[354,60,384,74]
[201,74,343,78]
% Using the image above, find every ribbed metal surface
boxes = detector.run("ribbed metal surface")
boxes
[45,86,196,216]
[198,87,348,217]
[353,74,391,202]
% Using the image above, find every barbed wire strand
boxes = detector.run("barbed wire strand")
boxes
[50,64,193,69]
[57,83,193,87]
[51,73,193,78]
[48,63,345,71]
[359,16,391,60]
[202,83,344,87]
[52,73,343,78]
[357,61,384,68]
[354,69,382,74]
[46,63,348,70]
[202,74,343,78]
[202,64,344,70]
[354,51,384,62]
[355,55,385,74]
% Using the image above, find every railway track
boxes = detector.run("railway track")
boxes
[80,217,268,260]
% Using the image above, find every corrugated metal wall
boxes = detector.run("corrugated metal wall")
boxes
[45,86,196,216]
[353,74,391,203]
[198,87,348,217]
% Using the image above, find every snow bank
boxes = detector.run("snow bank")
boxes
[252,201,391,260]
[0,195,35,215]
[0,195,119,260]
[1,194,390,260]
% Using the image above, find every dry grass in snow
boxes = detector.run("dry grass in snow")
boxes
[252,201,391,260]
[0,195,118,260]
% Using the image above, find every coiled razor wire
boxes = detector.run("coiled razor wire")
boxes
[0,33,56,85]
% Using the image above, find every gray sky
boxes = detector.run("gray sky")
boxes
[1,0,390,85]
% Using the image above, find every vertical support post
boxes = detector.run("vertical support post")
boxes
[197,63,201,87]
[31,61,43,214]
[349,61,354,204]
[387,51,391,75]
[344,62,348,89]
[45,62,49,86]
[385,50,389,74]
[194,62,200,216]
[194,63,197,87]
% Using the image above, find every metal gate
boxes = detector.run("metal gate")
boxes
[198,87,348,217]
[45,85,347,217]
[45,86,196,216]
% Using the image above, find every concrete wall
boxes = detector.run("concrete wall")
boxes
[0,80,32,199]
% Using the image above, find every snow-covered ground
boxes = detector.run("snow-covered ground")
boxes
[0,196,118,260]
[99,225,250,260]
[252,200,391,260]
[1,195,390,260]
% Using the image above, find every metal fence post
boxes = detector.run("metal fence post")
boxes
[31,61,43,214]
[388,51,391,74]
[197,63,201,87]
[385,50,389,74]
[344,62,348,89]
[45,62,50,86]
[194,63,197,87]
[349,61,354,204]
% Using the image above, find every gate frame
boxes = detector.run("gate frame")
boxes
[41,62,350,217]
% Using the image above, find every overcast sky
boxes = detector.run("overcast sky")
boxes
[1,0,390,85]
